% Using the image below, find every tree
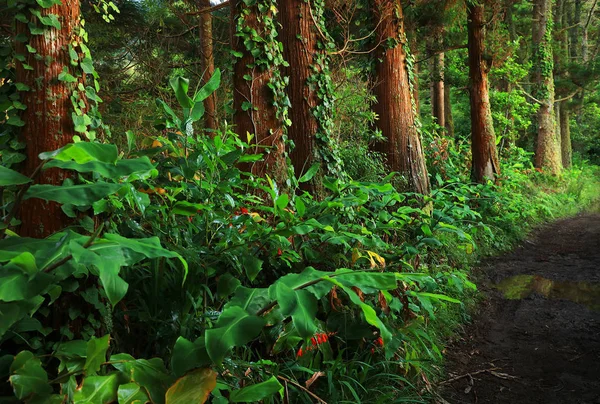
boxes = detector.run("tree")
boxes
[370,0,430,195]
[431,37,445,130]
[532,0,562,174]
[279,0,345,193]
[198,0,218,133]
[467,0,501,183]
[230,0,288,186]
[15,0,85,237]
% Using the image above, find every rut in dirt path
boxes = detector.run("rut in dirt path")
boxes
[441,214,600,404]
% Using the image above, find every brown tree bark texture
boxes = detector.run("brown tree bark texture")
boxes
[444,83,454,140]
[560,104,572,168]
[279,0,320,184]
[231,0,286,184]
[432,52,445,129]
[371,0,430,195]
[532,0,562,174]
[16,0,81,238]
[199,0,217,133]
[467,3,500,183]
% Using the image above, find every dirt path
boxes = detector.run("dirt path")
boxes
[440,214,600,404]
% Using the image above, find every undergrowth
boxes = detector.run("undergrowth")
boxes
[1,75,598,404]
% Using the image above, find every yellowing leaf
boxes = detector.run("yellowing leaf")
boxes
[165,368,216,404]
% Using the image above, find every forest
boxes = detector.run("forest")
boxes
[0,0,599,402]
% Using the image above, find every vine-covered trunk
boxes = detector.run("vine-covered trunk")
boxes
[370,0,430,195]
[230,0,287,186]
[431,50,445,130]
[199,0,217,133]
[279,0,344,193]
[15,0,81,238]
[532,0,562,174]
[467,2,500,183]
[560,104,572,168]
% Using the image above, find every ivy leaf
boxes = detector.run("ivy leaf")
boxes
[229,376,283,403]
[9,351,52,400]
[205,306,266,365]
[58,69,78,83]
[165,368,217,404]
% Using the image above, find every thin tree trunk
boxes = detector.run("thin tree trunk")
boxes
[199,0,217,133]
[431,50,445,130]
[467,2,501,183]
[532,0,562,174]
[371,0,430,195]
[16,0,81,238]
[560,104,572,168]
[444,83,454,140]
[230,0,287,186]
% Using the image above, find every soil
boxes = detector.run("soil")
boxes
[440,214,600,404]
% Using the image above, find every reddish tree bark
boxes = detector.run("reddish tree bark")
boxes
[467,2,501,183]
[231,0,287,185]
[279,0,321,189]
[431,51,445,130]
[371,0,430,195]
[16,0,82,238]
[444,84,454,141]
[199,0,217,133]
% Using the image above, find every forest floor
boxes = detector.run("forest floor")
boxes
[439,213,600,404]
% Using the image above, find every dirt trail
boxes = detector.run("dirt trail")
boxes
[441,214,600,404]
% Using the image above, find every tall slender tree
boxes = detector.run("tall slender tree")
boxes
[431,37,445,130]
[467,1,500,183]
[198,0,217,133]
[230,0,288,186]
[15,0,83,237]
[532,0,562,174]
[370,0,430,195]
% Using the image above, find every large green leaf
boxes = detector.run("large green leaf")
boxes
[194,69,221,103]
[0,166,31,186]
[112,358,173,404]
[39,143,118,164]
[205,306,266,365]
[9,351,52,400]
[170,77,192,109]
[165,368,217,404]
[224,287,270,315]
[171,337,210,377]
[44,157,155,179]
[117,383,150,404]
[229,376,283,403]
[84,335,110,375]
[72,374,118,404]
[102,234,188,281]
[274,283,317,338]
[24,183,123,206]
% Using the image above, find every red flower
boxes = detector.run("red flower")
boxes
[277,248,283,256]
[240,207,249,215]
[311,337,317,346]
[375,337,384,347]
[297,348,303,357]
[187,216,193,223]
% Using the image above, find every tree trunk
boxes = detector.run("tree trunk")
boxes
[444,84,454,141]
[560,103,572,168]
[230,0,287,186]
[199,0,217,133]
[370,0,430,195]
[279,0,344,193]
[467,2,501,183]
[532,0,562,174]
[431,50,445,130]
[15,0,82,238]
